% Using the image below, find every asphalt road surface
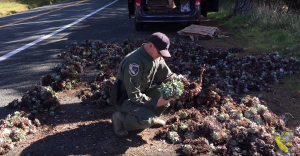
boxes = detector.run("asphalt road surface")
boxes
[0,0,190,119]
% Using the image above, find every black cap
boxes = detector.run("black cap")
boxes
[148,32,171,57]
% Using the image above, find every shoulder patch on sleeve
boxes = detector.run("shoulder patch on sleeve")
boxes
[129,63,139,76]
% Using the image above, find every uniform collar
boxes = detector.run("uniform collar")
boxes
[140,46,154,62]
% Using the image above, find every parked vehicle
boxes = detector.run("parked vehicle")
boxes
[128,0,219,30]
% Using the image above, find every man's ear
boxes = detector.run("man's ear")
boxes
[149,42,155,48]
[151,43,157,52]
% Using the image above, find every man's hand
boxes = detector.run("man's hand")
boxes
[176,74,188,81]
[157,95,175,107]
[195,86,202,95]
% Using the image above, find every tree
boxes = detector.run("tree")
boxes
[233,0,254,15]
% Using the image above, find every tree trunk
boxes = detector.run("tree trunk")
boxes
[233,0,254,15]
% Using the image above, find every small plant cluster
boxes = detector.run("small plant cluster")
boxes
[0,111,40,155]
[80,77,117,108]
[158,78,184,100]
[8,85,59,114]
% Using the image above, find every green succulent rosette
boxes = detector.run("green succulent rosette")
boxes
[158,78,184,100]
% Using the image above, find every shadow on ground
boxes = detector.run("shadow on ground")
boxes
[20,119,146,156]
[4,97,148,156]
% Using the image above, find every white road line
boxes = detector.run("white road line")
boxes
[0,0,119,62]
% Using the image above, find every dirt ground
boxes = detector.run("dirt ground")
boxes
[4,18,300,156]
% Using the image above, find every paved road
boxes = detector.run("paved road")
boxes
[0,0,189,119]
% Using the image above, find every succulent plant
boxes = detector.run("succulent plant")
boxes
[295,126,300,136]
[229,109,237,119]
[184,132,195,140]
[223,102,234,111]
[180,122,188,131]
[0,111,38,154]
[50,111,55,116]
[33,119,41,127]
[236,112,243,120]
[250,107,258,115]
[244,110,251,119]
[179,110,188,119]
[182,144,192,154]
[210,107,219,116]
[262,111,272,121]
[256,103,267,113]
[253,115,263,124]
[158,78,184,100]
[66,82,72,90]
[167,131,181,143]
[226,121,237,131]
[41,86,56,100]
[10,128,25,142]
[248,128,258,134]
[8,99,19,108]
[211,131,221,141]
[172,124,178,131]
[203,117,220,131]
[218,112,229,121]
[51,73,61,81]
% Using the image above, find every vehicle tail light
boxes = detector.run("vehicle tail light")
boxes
[136,0,141,7]
[195,0,200,6]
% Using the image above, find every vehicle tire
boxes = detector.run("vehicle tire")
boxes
[135,20,143,31]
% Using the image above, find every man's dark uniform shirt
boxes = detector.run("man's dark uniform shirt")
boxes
[116,46,176,131]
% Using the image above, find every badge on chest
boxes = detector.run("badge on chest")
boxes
[129,63,139,76]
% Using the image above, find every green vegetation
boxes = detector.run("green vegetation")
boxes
[209,0,300,59]
[208,0,235,21]
[0,0,66,17]
[0,2,27,17]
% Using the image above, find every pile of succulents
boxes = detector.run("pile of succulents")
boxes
[0,111,40,155]
[156,83,300,155]
[5,38,300,155]
[9,85,59,115]
[166,41,300,94]
[79,39,300,108]
[2,39,146,154]
[8,38,300,110]
[7,39,125,111]
[79,39,143,107]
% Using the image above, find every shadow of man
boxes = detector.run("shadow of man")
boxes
[20,121,147,156]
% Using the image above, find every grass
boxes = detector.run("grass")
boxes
[0,2,28,17]
[208,0,300,128]
[209,1,300,58]
[0,0,66,17]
